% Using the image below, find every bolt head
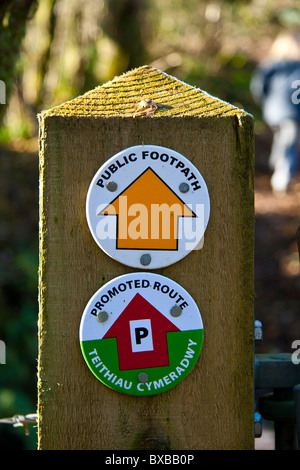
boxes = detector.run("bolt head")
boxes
[97,311,109,323]
[138,373,148,383]
[106,181,118,192]
[179,182,189,193]
[170,305,182,317]
[140,254,151,266]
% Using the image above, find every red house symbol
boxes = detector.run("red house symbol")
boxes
[103,293,180,371]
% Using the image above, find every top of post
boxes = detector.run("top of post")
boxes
[40,65,251,119]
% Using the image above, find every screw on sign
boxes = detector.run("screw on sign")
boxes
[79,273,204,396]
[86,145,210,269]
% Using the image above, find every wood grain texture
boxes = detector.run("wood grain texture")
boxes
[38,67,254,450]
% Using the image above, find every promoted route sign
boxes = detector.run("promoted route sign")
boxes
[86,145,210,269]
[79,273,204,396]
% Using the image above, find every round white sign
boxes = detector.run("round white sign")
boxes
[79,272,204,396]
[86,145,210,269]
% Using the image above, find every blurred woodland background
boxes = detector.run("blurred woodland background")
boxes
[0,0,300,449]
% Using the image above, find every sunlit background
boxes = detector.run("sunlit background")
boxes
[1,0,300,449]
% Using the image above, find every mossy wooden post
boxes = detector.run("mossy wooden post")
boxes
[38,66,255,450]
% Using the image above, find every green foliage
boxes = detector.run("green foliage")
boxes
[0,0,37,121]
[0,149,38,449]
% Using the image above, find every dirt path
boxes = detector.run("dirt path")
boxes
[254,169,300,353]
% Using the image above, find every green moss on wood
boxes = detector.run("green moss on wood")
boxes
[39,65,251,119]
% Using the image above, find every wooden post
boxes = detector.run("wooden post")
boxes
[38,66,254,450]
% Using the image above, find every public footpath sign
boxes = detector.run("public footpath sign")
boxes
[79,273,204,396]
[86,145,210,269]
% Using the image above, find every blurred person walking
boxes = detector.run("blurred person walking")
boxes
[251,30,300,194]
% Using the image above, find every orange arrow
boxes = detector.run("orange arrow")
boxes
[100,168,196,250]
